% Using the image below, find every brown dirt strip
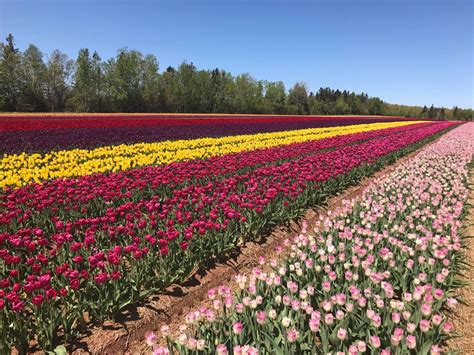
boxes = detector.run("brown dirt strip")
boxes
[447,167,474,353]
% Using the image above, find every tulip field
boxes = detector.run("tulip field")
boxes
[0,114,471,354]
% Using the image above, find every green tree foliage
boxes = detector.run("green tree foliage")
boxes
[428,104,436,119]
[288,82,309,114]
[0,34,472,120]
[263,81,287,114]
[438,107,446,120]
[17,44,48,111]
[0,34,21,110]
[140,54,161,112]
[71,48,94,112]
[90,51,104,112]
[452,106,459,118]
[367,97,383,115]
[233,73,264,114]
[334,96,350,114]
[208,69,233,113]
[102,49,160,112]
[45,50,74,111]
[170,61,200,113]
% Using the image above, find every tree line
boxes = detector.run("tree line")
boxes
[0,34,472,120]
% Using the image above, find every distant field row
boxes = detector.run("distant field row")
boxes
[0,114,420,131]
[0,113,414,119]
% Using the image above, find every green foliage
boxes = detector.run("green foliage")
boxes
[17,44,48,111]
[264,81,287,114]
[0,34,21,111]
[288,82,309,115]
[44,49,74,111]
[102,48,158,112]
[0,34,472,119]
[70,48,99,112]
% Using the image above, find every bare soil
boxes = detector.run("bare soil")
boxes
[447,168,474,353]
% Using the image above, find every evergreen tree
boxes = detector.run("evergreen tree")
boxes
[72,48,93,111]
[428,104,435,119]
[90,51,104,111]
[452,106,459,119]
[421,105,428,118]
[0,34,21,110]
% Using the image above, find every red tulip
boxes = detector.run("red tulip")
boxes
[70,279,80,290]
[11,299,24,312]
[32,294,44,306]
[46,288,57,300]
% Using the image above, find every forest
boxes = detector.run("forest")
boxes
[1,34,472,120]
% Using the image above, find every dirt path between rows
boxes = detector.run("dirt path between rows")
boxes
[447,167,474,353]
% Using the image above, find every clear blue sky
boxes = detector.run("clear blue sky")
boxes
[1,0,473,108]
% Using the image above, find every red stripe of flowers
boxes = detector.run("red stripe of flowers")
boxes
[0,115,419,132]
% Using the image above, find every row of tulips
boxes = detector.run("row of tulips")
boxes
[0,121,420,188]
[0,114,415,132]
[151,122,473,355]
[0,115,416,154]
[0,122,457,352]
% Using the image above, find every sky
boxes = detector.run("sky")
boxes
[1,0,473,109]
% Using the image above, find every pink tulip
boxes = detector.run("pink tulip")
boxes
[232,322,243,335]
[287,329,299,343]
[406,335,416,349]
[370,335,381,349]
[256,311,266,325]
[216,344,228,355]
[336,327,347,340]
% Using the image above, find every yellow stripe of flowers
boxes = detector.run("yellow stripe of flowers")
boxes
[0,121,424,188]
